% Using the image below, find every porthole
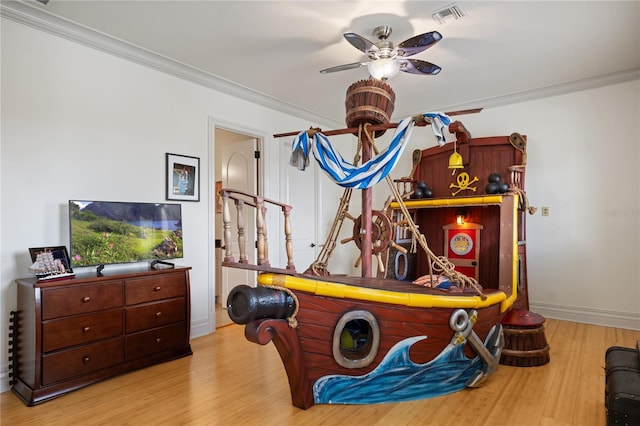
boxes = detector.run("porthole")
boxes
[332,310,380,369]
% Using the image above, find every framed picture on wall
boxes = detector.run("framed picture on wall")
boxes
[166,153,200,202]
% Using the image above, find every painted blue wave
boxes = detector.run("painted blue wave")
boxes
[313,335,484,404]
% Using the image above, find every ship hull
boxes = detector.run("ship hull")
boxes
[223,130,533,409]
[242,276,506,409]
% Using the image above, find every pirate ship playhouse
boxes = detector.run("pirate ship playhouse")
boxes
[223,77,547,409]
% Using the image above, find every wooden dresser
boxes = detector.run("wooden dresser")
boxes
[11,266,192,406]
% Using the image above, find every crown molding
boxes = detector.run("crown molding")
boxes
[3,1,638,124]
[0,0,343,128]
[433,68,640,113]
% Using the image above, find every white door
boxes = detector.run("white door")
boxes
[220,137,257,305]
[280,140,318,273]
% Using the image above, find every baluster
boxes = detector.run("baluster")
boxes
[255,197,268,266]
[516,169,522,189]
[509,165,524,191]
[283,206,295,271]
[222,191,234,262]
[261,205,270,266]
[236,199,247,263]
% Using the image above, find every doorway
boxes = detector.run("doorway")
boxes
[214,126,260,328]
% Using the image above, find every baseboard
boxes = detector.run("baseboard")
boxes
[0,368,10,394]
[190,317,214,339]
[530,302,640,331]
[0,369,11,392]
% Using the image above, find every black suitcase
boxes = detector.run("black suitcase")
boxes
[605,342,640,426]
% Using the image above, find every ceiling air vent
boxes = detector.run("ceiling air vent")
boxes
[432,4,467,24]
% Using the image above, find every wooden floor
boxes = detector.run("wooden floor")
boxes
[2,318,639,425]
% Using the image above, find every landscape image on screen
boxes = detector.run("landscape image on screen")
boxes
[69,200,183,267]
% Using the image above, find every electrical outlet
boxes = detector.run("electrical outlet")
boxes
[541,207,550,216]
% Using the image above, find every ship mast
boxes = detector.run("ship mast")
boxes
[360,134,374,277]
[274,78,480,278]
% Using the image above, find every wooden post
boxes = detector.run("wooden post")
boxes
[261,205,270,266]
[236,199,247,263]
[283,206,295,271]
[222,191,234,262]
[255,197,268,266]
[255,197,264,265]
[361,133,373,278]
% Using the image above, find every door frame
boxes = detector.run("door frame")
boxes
[207,116,267,331]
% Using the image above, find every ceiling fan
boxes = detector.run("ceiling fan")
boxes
[320,26,443,80]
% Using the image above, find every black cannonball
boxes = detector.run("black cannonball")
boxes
[498,182,509,193]
[488,173,501,184]
[417,181,428,191]
[485,182,499,194]
[412,189,424,199]
[423,189,433,198]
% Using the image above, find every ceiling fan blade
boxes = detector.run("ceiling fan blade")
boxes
[396,31,442,57]
[319,62,369,74]
[398,59,442,75]
[343,33,380,55]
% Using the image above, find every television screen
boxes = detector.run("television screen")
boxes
[69,200,183,267]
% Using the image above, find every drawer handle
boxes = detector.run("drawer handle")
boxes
[153,286,162,292]
[82,326,91,333]
[83,356,91,364]
[155,337,162,344]
[155,311,162,318]
[82,296,91,303]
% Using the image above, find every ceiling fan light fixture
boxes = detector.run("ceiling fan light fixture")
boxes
[368,58,400,81]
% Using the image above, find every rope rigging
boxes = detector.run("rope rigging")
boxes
[297,118,487,298]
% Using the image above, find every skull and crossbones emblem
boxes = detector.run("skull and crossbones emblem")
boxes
[450,172,479,196]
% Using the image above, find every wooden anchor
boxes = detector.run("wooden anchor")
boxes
[450,309,504,387]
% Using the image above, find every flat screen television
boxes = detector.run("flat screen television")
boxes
[69,200,183,268]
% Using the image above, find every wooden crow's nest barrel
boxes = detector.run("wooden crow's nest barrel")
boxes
[345,79,395,137]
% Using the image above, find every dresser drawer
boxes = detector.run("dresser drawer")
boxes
[126,322,187,361]
[42,338,124,386]
[125,298,186,333]
[42,281,123,320]
[43,309,124,352]
[125,273,185,305]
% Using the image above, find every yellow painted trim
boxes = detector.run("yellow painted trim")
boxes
[390,195,504,209]
[259,194,522,312]
[501,193,519,312]
[257,273,507,310]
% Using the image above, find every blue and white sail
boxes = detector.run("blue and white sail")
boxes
[290,112,451,189]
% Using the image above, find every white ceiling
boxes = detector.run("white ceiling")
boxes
[4,1,640,127]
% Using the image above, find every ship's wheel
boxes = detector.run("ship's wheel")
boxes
[341,210,394,273]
